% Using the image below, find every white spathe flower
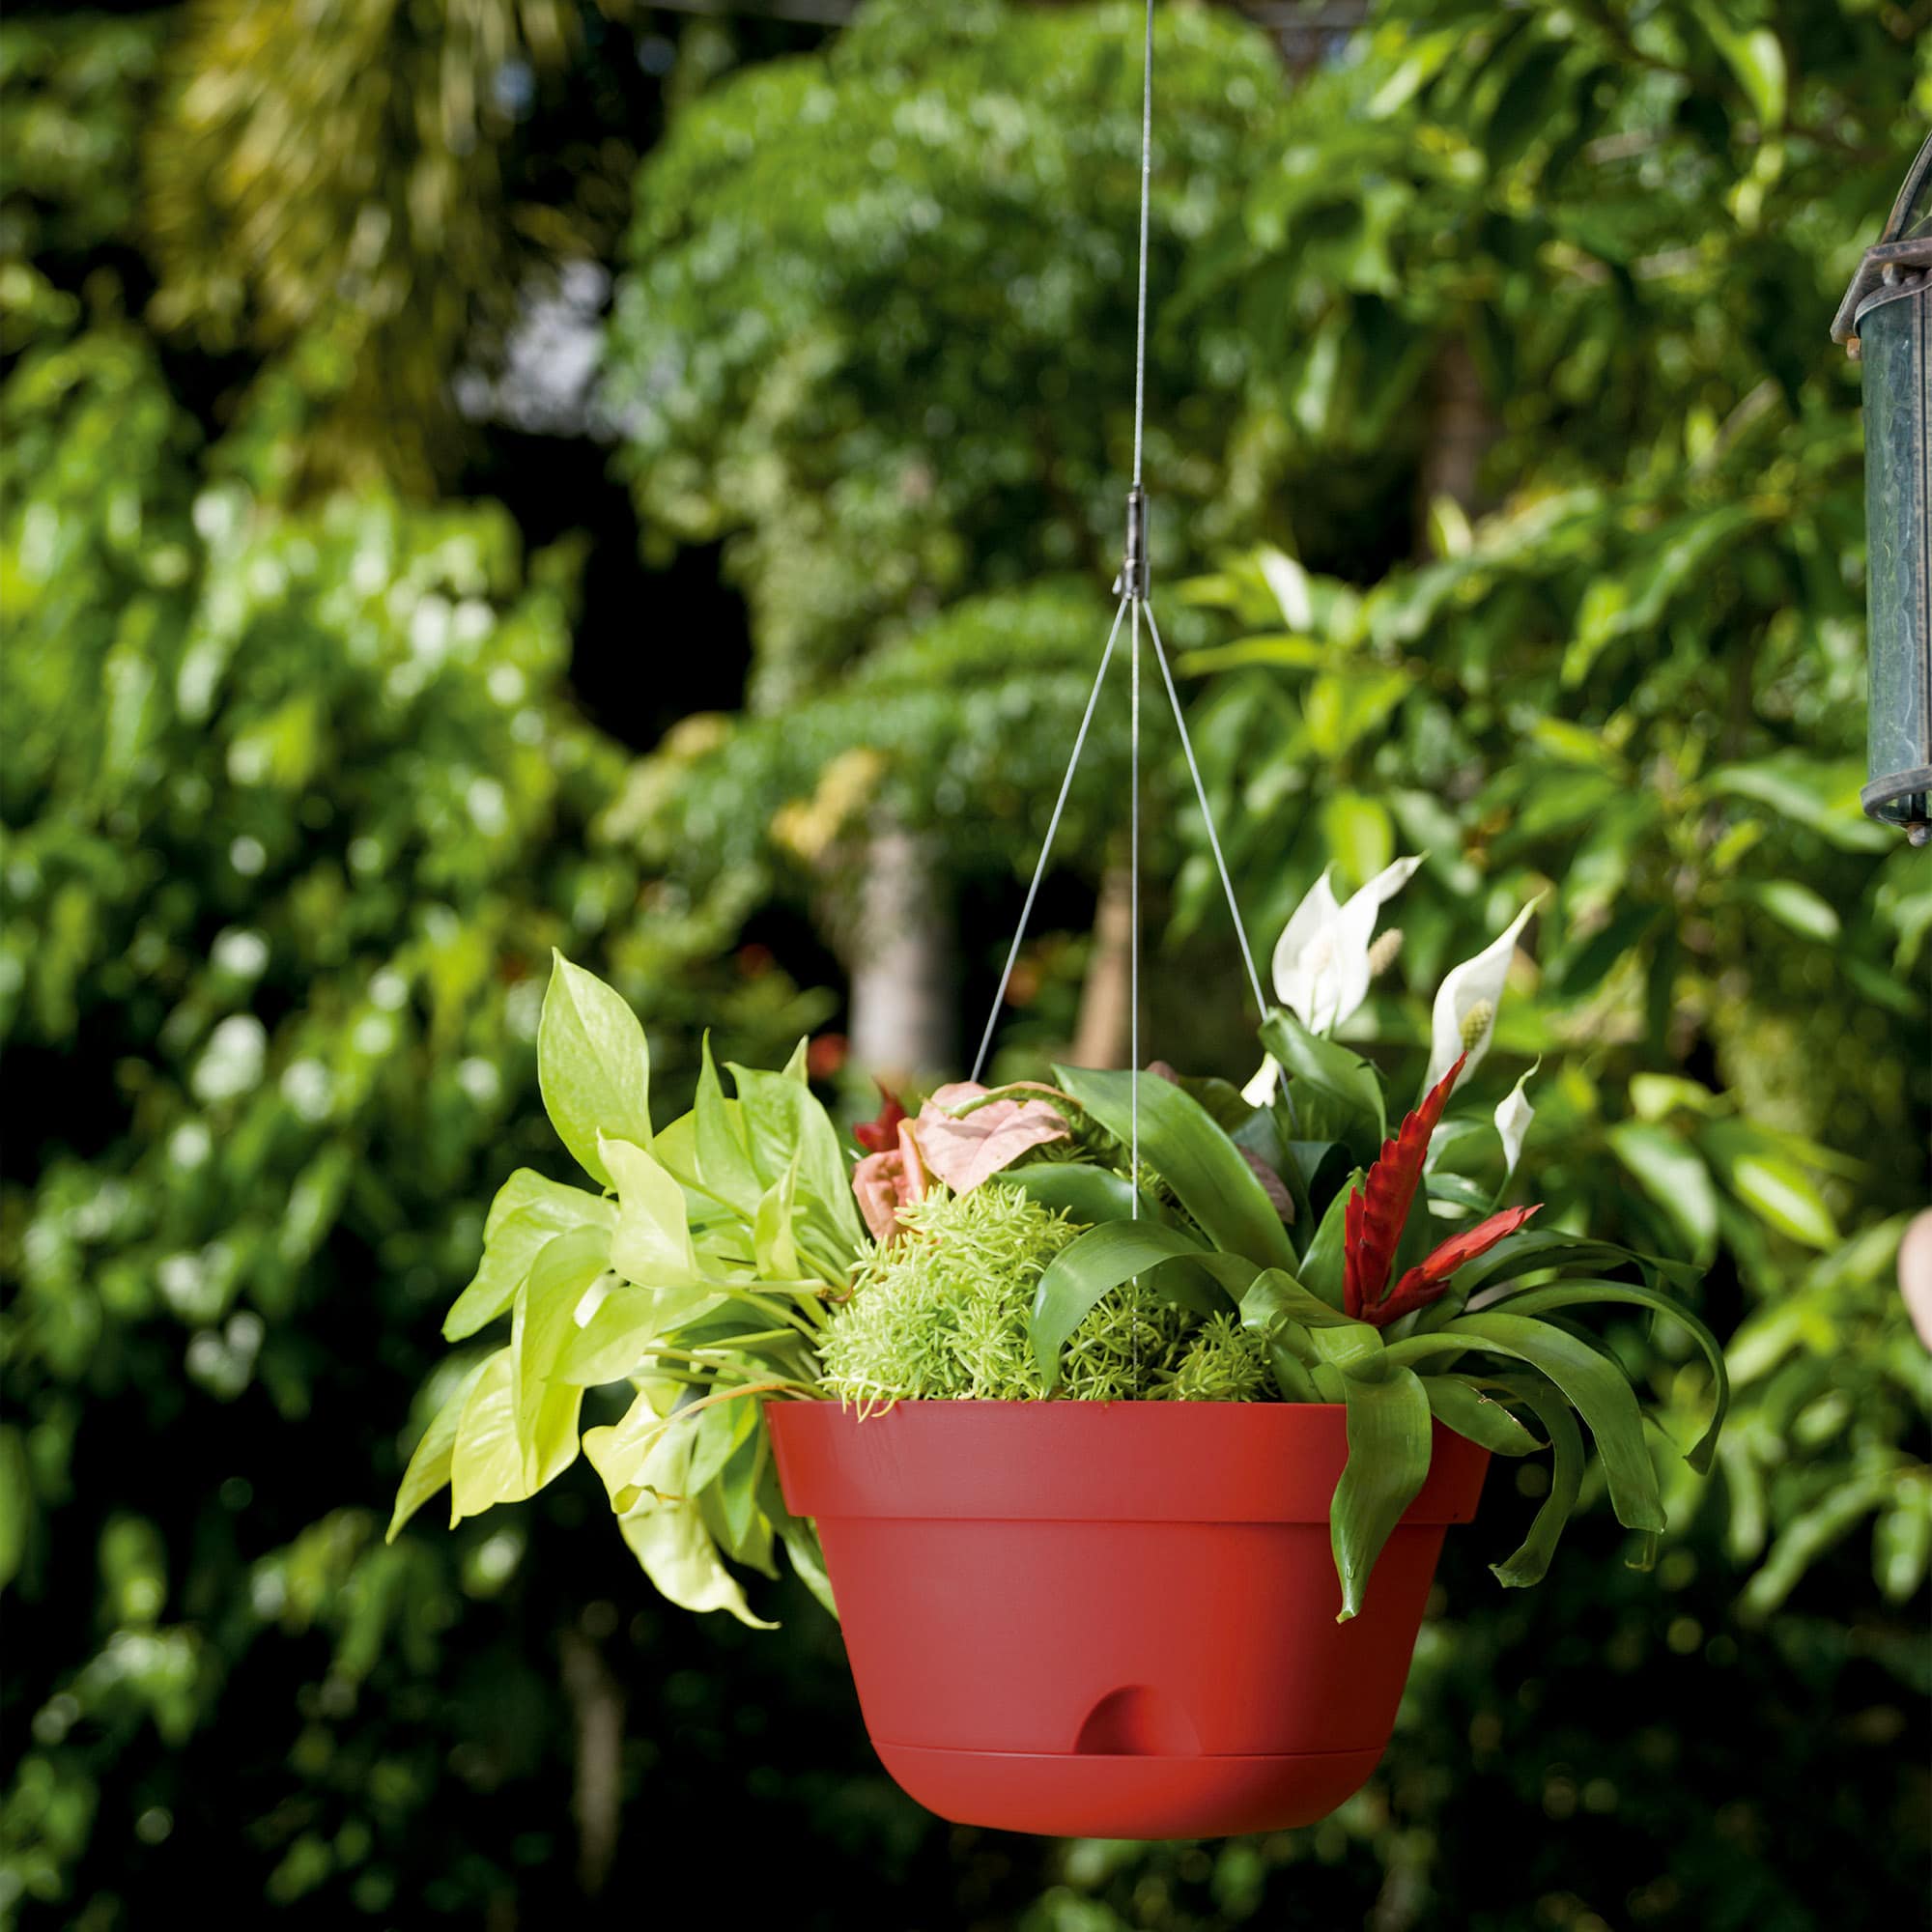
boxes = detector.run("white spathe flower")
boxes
[1493,1061,1539,1180]
[1426,897,1541,1096]
[1271,855,1424,1037]
[1241,1057,1281,1107]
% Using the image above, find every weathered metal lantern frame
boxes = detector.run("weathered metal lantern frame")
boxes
[1833,133,1932,846]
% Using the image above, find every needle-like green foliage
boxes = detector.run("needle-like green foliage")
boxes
[822,1186,1184,1406]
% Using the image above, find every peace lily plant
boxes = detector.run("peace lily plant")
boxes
[392,862,1727,1625]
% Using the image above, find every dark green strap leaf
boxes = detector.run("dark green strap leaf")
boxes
[1240,1267,1377,1339]
[1491,1279,1729,1473]
[1386,1310,1665,1533]
[1260,1008,1387,1143]
[1460,1228,1700,1294]
[1424,1375,1543,1456]
[1332,1364,1435,1621]
[1480,1372,1585,1587]
[1030,1221,1247,1388]
[1052,1065,1295,1269]
[1295,1168,1362,1308]
[994,1162,1150,1228]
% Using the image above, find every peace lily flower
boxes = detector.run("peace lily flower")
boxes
[1424,896,1541,1097]
[1244,855,1422,1104]
[1492,1061,1538,1183]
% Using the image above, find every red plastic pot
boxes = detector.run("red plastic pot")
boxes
[766,1399,1488,1840]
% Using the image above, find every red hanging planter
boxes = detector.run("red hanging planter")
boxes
[768,1399,1489,1839]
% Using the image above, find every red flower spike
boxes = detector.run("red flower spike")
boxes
[854,1081,909,1154]
[1374,1204,1542,1326]
[1341,1053,1465,1322]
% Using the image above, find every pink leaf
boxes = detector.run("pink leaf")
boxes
[851,1120,926,1243]
[913,1092,1069,1196]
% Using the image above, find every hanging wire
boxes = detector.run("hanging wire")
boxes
[1143,601,1268,1018]
[1130,0,1154,491]
[966,0,1265,1339]
[1129,590,1142,1255]
[1126,0,1154,1379]
[969,594,1131,1084]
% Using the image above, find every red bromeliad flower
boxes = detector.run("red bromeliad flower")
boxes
[1343,1052,1540,1326]
[853,1082,909,1154]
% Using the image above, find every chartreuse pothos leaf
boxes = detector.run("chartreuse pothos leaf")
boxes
[387,1356,489,1541]
[1052,1065,1295,1270]
[1386,1311,1665,1534]
[1030,1220,1241,1388]
[612,1403,776,1629]
[1480,1374,1585,1587]
[442,1170,614,1341]
[727,1063,864,1254]
[1492,1280,1729,1472]
[1423,1376,1543,1457]
[510,1226,609,1486]
[602,1136,701,1286]
[696,1034,762,1217]
[582,1380,676,1513]
[761,1463,838,1619]
[557,1286,659,1385]
[449,1347,582,1524]
[1332,1363,1435,1621]
[752,1154,802,1280]
[538,952,652,1187]
[1259,1009,1386,1143]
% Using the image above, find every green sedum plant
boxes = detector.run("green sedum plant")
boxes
[396,867,1728,1624]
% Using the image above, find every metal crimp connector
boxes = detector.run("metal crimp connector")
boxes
[1118,485,1149,601]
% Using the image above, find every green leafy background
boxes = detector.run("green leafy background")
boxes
[3,2,1926,1927]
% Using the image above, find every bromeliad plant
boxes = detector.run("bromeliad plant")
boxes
[391,863,1727,1624]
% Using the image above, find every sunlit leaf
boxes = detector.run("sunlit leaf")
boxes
[538,952,652,1186]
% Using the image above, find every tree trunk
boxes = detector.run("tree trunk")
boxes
[1070,861,1135,1069]
[845,825,955,1079]
[561,1627,624,1898]
[1414,333,1496,550]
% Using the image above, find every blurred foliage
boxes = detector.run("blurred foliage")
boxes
[0,15,160,280]
[608,579,1184,953]
[2,1,1928,1928]
[141,0,645,491]
[1164,0,1932,1629]
[0,279,824,1925]
[605,0,1292,707]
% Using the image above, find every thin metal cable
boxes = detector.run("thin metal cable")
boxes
[1143,600,1268,1018]
[1129,595,1142,1204]
[968,594,1132,1084]
[1128,0,1154,1383]
[1130,0,1154,488]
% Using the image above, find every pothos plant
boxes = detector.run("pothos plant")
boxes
[391,857,1727,1625]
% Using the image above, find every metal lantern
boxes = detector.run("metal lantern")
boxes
[1833,133,1932,846]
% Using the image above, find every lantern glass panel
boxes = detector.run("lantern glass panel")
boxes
[1859,280,1930,825]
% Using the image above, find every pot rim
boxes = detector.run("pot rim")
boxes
[765,1396,1489,1524]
